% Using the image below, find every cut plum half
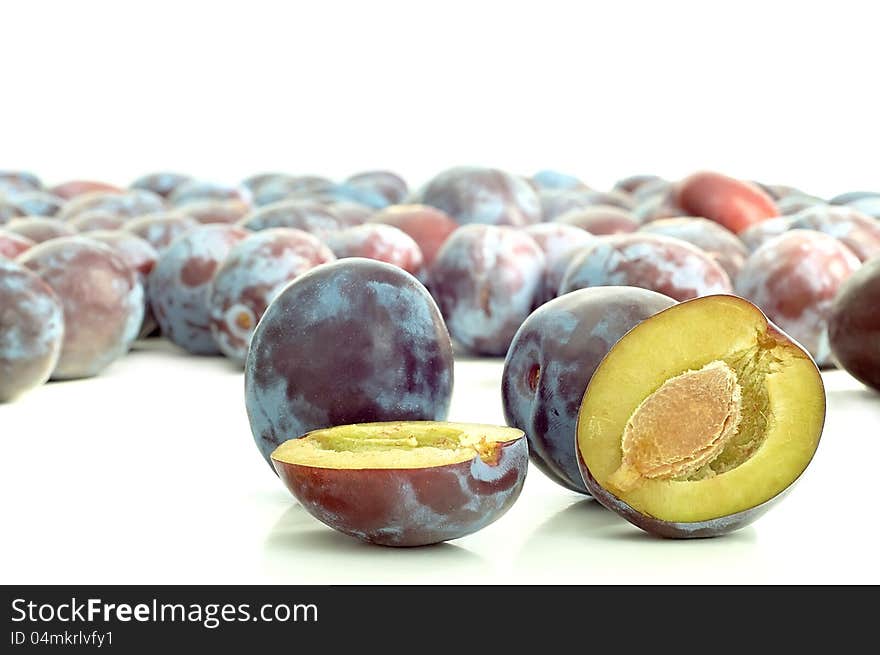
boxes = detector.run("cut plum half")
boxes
[271,421,527,547]
[576,294,825,538]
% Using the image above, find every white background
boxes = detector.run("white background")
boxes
[1,0,878,196]
[2,0,880,584]
[1,346,878,584]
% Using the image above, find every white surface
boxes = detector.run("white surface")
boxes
[1,339,878,584]
[0,1,878,197]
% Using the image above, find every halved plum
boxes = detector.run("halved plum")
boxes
[576,294,825,538]
[272,421,527,547]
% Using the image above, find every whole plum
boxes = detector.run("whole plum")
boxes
[244,258,454,465]
[18,237,144,379]
[131,172,194,199]
[208,229,335,364]
[555,205,639,235]
[0,230,36,259]
[787,205,880,262]
[735,229,860,367]
[238,199,342,237]
[676,171,779,233]
[419,166,541,226]
[149,225,250,354]
[429,225,545,355]
[560,233,732,301]
[523,223,597,305]
[124,213,199,252]
[638,217,748,279]
[0,259,64,401]
[344,171,408,206]
[828,257,880,392]
[502,287,676,492]
[368,204,458,269]
[5,217,76,244]
[325,224,423,276]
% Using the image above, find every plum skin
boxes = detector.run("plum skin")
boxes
[273,435,527,547]
[208,229,335,364]
[734,229,860,367]
[419,166,542,226]
[18,237,144,380]
[148,225,250,355]
[502,287,676,492]
[245,258,455,465]
[0,230,36,259]
[676,171,779,234]
[429,224,545,356]
[0,259,64,401]
[578,453,789,538]
[325,224,424,277]
[828,257,880,391]
[368,204,459,270]
[576,307,824,538]
[560,233,732,302]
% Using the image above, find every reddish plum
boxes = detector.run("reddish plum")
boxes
[676,171,779,233]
